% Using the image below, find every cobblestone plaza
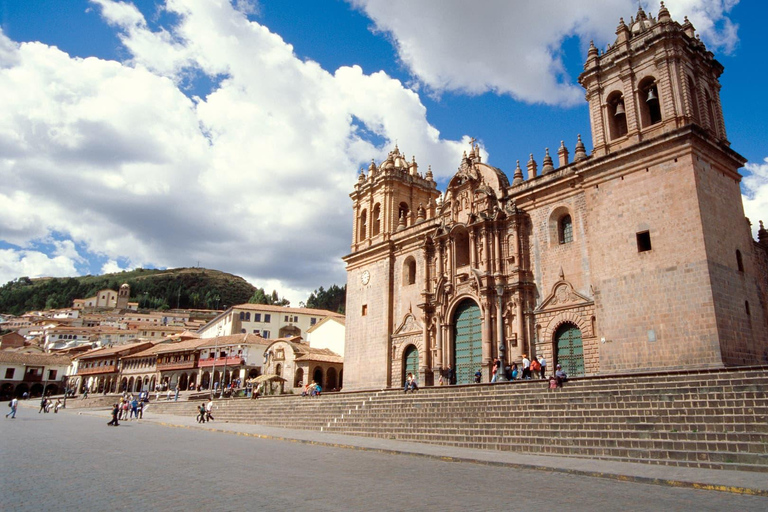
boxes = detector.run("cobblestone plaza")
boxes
[2,406,767,511]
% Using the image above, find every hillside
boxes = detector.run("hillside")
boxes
[0,267,257,315]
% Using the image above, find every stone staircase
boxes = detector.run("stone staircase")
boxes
[148,367,768,472]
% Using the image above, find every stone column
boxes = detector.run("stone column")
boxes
[481,297,492,381]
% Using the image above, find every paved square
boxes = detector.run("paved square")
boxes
[2,410,767,511]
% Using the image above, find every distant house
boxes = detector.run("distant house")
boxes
[0,351,71,398]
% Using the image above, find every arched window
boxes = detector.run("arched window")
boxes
[639,77,662,127]
[607,91,628,140]
[687,75,700,122]
[403,257,416,285]
[453,227,470,267]
[705,89,718,137]
[559,215,573,244]
[239,312,244,321]
[359,209,367,240]
[736,249,744,272]
[372,203,381,236]
[245,312,250,321]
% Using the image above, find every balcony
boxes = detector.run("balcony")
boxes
[77,365,117,376]
[198,357,245,368]
[156,360,196,371]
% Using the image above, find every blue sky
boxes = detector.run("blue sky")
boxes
[0,0,766,306]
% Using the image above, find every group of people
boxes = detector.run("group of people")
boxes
[107,394,146,426]
[300,382,323,397]
[409,355,569,388]
[196,400,214,423]
[37,396,65,414]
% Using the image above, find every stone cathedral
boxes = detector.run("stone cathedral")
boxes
[342,4,768,391]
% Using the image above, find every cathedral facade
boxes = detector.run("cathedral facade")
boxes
[342,4,768,391]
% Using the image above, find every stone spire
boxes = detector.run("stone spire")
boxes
[527,153,538,179]
[410,155,418,176]
[615,17,630,44]
[759,220,768,248]
[426,165,434,181]
[557,140,569,167]
[574,134,588,162]
[542,148,555,174]
[512,160,524,185]
[658,1,670,22]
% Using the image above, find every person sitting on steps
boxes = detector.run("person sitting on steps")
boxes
[404,372,418,393]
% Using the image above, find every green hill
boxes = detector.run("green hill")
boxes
[0,267,257,315]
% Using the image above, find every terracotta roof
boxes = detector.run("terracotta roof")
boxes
[197,333,269,348]
[154,337,213,354]
[295,346,343,364]
[122,344,164,358]
[231,303,344,318]
[0,351,71,366]
[78,341,153,359]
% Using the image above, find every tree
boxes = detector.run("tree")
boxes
[305,284,346,314]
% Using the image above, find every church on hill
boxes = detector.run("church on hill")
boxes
[342,3,768,391]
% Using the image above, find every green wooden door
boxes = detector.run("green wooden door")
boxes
[403,345,419,384]
[556,323,584,377]
[453,300,482,384]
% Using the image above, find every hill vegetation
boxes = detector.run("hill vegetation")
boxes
[0,267,260,315]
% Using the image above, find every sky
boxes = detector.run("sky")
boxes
[0,0,766,307]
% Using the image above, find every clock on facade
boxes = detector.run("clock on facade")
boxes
[361,270,370,285]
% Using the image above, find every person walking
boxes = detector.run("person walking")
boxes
[539,356,547,379]
[205,399,214,422]
[107,403,120,426]
[491,357,501,383]
[197,403,207,423]
[54,398,63,413]
[174,386,179,402]
[521,354,531,380]
[38,396,48,414]
[6,397,18,419]
[530,356,541,379]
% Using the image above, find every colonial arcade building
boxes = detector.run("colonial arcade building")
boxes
[343,5,768,391]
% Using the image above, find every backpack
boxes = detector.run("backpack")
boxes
[531,360,541,371]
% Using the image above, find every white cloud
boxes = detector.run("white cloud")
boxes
[0,249,79,286]
[743,157,768,240]
[0,0,471,303]
[349,0,740,105]
[0,0,745,305]
[101,259,132,274]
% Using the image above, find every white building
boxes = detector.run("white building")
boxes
[198,304,344,341]
[306,316,345,357]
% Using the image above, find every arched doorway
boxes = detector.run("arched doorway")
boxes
[452,299,482,384]
[555,323,584,377]
[294,367,304,388]
[402,345,419,385]
[278,325,301,338]
[188,374,196,390]
[120,378,128,392]
[179,373,188,391]
[312,367,323,387]
[128,377,134,391]
[201,372,210,389]
[15,383,29,397]
[326,367,338,390]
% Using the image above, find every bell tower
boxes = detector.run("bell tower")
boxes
[349,145,440,252]
[579,2,728,157]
